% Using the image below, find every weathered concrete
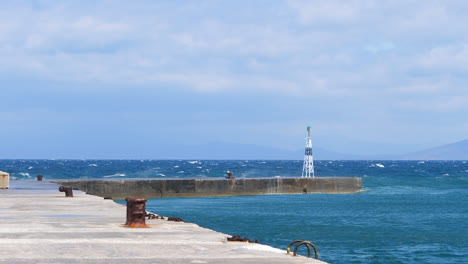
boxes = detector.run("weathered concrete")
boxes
[0,180,328,264]
[54,177,362,199]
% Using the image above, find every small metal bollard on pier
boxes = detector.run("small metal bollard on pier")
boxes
[0,171,9,189]
[125,197,148,228]
[37,175,43,181]
[58,186,73,197]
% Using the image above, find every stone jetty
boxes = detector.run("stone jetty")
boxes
[55,177,362,199]
[0,180,328,263]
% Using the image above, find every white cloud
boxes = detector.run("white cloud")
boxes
[418,44,468,72]
[288,0,362,24]
[398,95,468,111]
[388,83,447,94]
[0,0,468,103]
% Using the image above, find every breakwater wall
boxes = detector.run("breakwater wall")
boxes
[54,177,362,199]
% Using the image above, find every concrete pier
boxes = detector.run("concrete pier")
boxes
[0,180,328,264]
[54,177,362,199]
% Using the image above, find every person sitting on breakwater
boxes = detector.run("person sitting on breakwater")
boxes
[226,171,235,179]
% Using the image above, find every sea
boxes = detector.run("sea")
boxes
[2,159,467,264]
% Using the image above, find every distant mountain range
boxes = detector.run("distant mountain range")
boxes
[397,139,468,160]
[155,139,468,160]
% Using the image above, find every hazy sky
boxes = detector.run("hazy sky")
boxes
[1,0,468,158]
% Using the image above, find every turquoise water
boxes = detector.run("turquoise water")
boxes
[3,160,467,263]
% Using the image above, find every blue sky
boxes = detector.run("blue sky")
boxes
[1,0,468,158]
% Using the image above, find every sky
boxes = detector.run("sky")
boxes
[1,0,468,159]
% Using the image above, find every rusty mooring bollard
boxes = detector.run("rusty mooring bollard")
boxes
[125,197,148,228]
[37,175,43,181]
[58,186,73,197]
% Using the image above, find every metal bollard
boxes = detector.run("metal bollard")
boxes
[125,197,148,228]
[58,186,73,197]
[37,175,43,181]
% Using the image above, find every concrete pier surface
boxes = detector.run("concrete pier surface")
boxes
[55,177,362,199]
[0,180,328,264]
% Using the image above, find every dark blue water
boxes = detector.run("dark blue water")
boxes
[2,160,467,264]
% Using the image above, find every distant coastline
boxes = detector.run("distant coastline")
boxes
[0,139,467,160]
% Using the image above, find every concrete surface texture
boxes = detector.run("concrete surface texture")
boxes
[55,177,362,199]
[0,180,328,264]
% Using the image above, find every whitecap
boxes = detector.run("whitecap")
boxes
[177,171,185,173]
[103,173,126,178]
[174,165,179,168]
[188,161,199,164]
[156,173,166,177]
[196,166,203,169]
[88,164,98,167]
[28,166,33,170]
[370,163,385,168]
[18,172,31,177]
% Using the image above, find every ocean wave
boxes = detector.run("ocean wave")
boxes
[370,163,385,168]
[369,185,431,195]
[156,173,166,177]
[88,164,98,167]
[103,173,126,178]
[15,172,31,178]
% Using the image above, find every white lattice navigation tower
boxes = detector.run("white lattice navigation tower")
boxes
[302,126,315,177]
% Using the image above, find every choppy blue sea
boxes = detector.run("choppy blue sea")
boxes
[2,159,467,264]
